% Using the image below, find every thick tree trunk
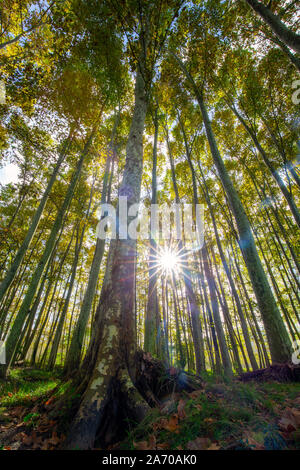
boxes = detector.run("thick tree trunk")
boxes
[65,61,150,449]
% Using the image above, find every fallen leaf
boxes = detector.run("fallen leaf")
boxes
[187,437,211,450]
[48,431,60,446]
[157,442,169,449]
[22,434,33,446]
[133,441,151,450]
[162,414,179,432]
[44,397,55,407]
[177,399,186,420]
[189,390,203,399]
[204,417,214,424]
[207,442,220,450]
[278,408,300,433]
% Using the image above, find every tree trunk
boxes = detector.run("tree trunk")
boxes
[174,54,292,363]
[0,134,72,305]
[0,129,95,378]
[245,0,300,54]
[65,59,150,449]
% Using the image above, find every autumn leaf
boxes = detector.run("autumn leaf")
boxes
[278,408,300,433]
[177,399,186,420]
[187,437,211,450]
[207,442,220,450]
[157,442,169,449]
[44,396,55,407]
[22,433,33,446]
[189,390,203,400]
[48,431,60,446]
[133,440,152,450]
[161,414,179,432]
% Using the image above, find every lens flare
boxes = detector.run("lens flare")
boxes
[157,247,180,273]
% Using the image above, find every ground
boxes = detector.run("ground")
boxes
[0,367,299,450]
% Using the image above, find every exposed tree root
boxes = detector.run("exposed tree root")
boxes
[134,350,205,403]
[239,363,300,383]
[61,350,204,449]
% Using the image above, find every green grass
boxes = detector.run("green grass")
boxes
[0,367,61,408]
[1,368,299,450]
[124,378,300,450]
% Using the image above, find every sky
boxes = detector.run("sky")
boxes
[0,163,20,185]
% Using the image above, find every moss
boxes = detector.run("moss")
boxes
[0,367,60,407]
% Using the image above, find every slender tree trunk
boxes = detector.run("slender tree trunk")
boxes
[144,108,160,356]
[245,0,300,54]
[174,55,292,363]
[0,128,96,378]
[0,134,72,305]
[229,103,300,228]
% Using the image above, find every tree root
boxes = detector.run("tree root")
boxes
[134,350,204,404]
[239,363,300,383]
[62,350,204,449]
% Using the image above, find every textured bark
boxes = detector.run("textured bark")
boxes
[65,56,150,448]
[64,148,114,375]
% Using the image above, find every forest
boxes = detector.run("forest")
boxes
[0,0,299,453]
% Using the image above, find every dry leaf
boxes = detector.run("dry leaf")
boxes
[162,414,179,432]
[133,441,151,450]
[207,442,220,450]
[22,434,33,446]
[48,431,60,446]
[157,442,169,449]
[187,437,211,450]
[189,390,203,399]
[279,408,300,433]
[177,399,186,420]
[44,397,55,408]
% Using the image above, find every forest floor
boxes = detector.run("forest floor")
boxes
[0,367,299,450]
